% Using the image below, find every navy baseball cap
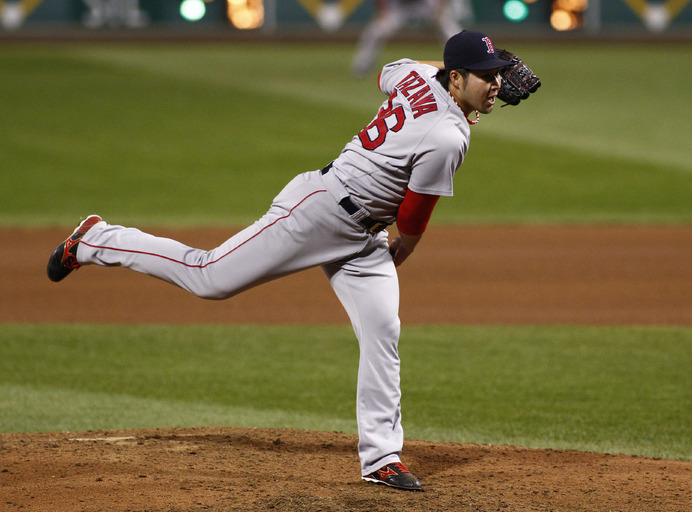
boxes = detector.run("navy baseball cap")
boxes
[443,30,512,71]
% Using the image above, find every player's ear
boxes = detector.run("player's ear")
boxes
[449,70,464,90]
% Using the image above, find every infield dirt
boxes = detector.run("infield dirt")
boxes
[1,225,691,511]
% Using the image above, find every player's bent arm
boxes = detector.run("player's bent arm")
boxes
[389,232,422,267]
[389,190,440,267]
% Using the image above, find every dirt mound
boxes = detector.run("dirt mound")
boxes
[2,426,690,512]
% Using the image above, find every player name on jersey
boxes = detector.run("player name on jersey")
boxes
[395,71,438,119]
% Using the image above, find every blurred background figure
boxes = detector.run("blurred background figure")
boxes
[352,0,474,77]
[316,0,366,32]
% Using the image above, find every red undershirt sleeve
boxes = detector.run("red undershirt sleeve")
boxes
[396,189,440,236]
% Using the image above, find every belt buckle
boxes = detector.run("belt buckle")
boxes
[368,221,386,233]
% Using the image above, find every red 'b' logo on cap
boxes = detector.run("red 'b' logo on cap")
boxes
[482,37,495,54]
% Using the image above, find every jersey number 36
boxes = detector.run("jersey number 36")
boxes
[358,93,405,150]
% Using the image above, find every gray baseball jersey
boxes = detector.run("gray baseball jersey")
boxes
[332,59,469,223]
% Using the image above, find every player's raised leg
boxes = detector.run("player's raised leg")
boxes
[47,172,358,299]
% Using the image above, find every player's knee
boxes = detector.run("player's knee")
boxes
[199,292,227,301]
[384,316,401,340]
[189,285,232,301]
[362,316,401,352]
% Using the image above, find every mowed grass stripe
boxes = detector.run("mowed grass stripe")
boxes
[1,43,690,226]
[75,43,692,173]
[1,324,689,460]
[0,384,356,434]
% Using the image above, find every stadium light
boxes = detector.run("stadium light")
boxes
[503,0,529,22]
[228,0,264,29]
[180,0,206,22]
[551,0,588,31]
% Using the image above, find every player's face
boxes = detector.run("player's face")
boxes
[459,68,503,115]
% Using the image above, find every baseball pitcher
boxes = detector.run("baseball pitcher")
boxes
[48,30,539,490]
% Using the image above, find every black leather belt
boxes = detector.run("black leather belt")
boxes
[321,163,389,234]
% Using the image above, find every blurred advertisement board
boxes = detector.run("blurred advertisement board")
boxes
[1,1,691,34]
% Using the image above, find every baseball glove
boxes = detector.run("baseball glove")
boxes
[496,49,541,106]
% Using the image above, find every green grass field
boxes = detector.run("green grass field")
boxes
[1,41,690,461]
[1,324,690,461]
[1,41,690,226]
